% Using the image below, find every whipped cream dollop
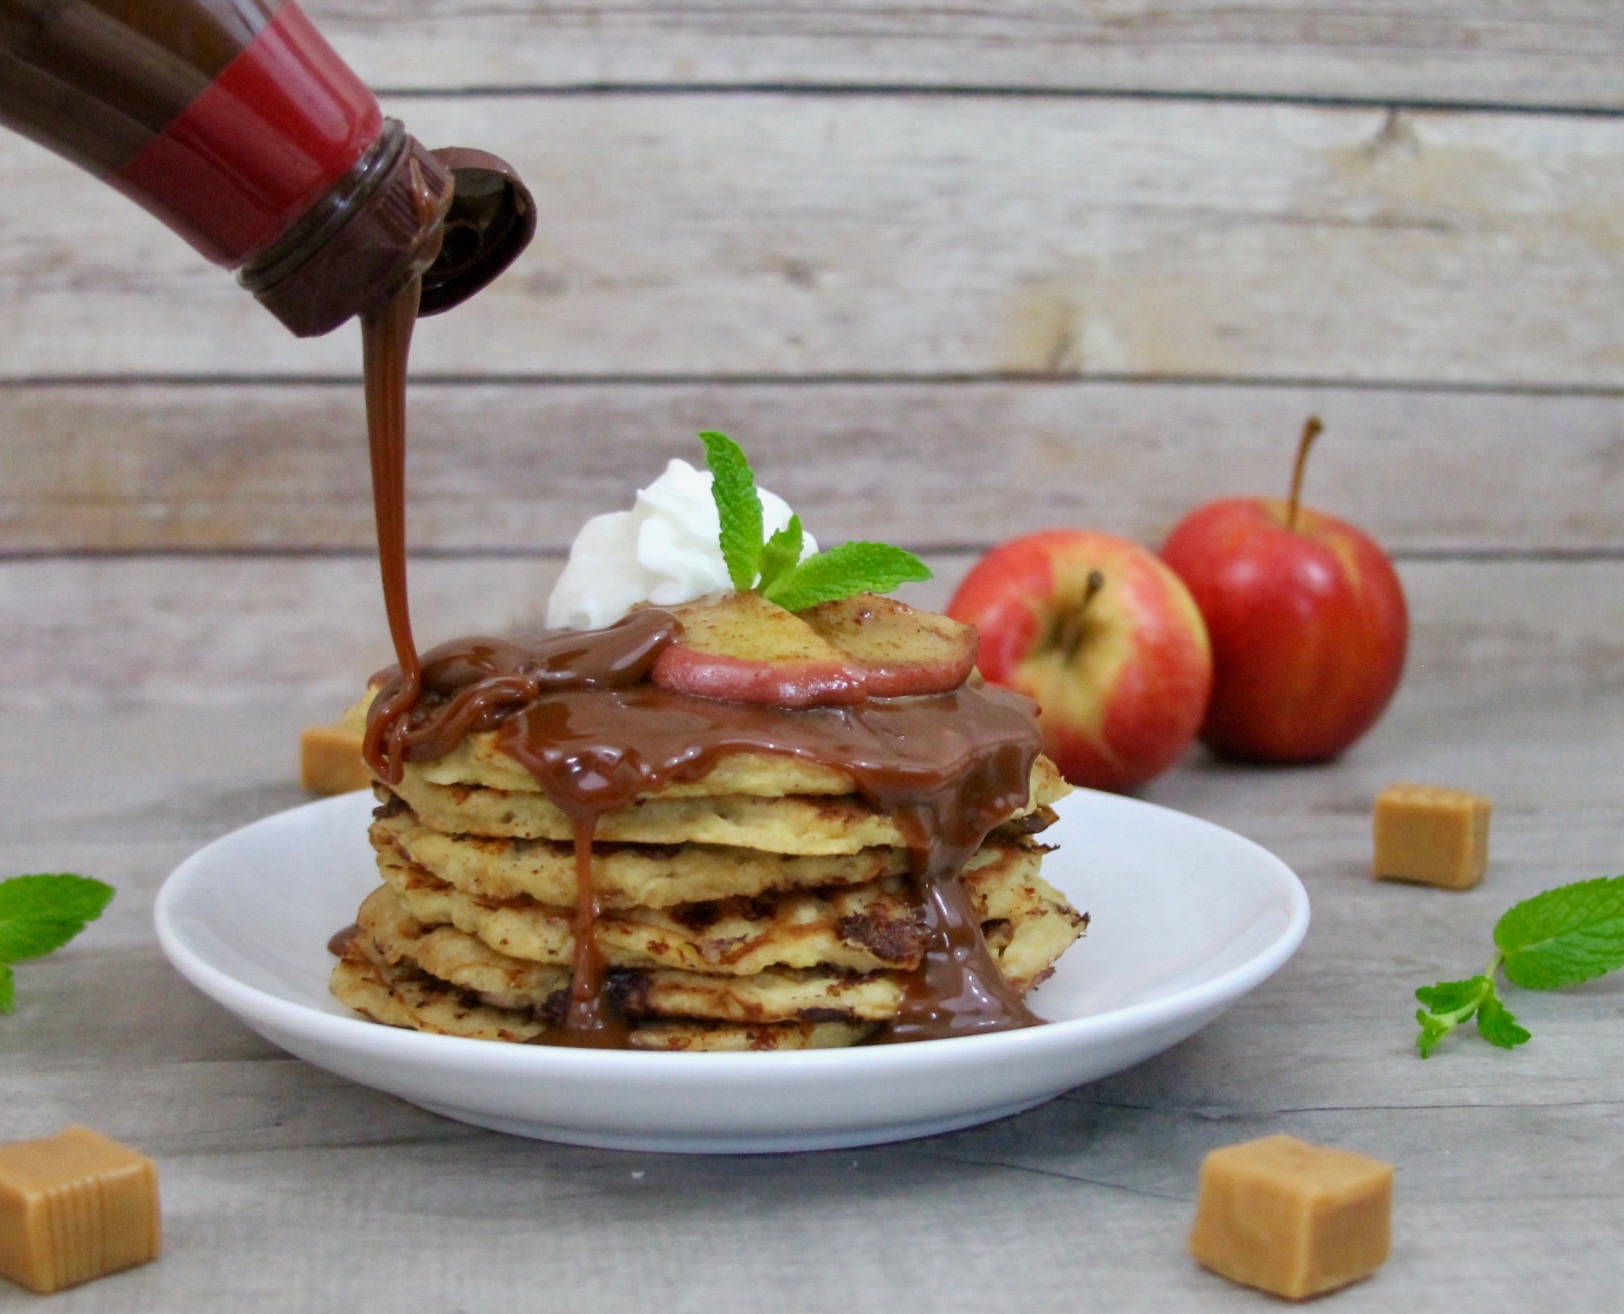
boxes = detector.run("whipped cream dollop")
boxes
[546,458,816,630]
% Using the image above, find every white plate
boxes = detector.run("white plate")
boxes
[155,790,1307,1154]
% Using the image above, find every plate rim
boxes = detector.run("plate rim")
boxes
[154,787,1310,1077]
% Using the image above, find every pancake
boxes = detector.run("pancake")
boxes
[372,806,911,909]
[376,843,923,974]
[331,949,871,1051]
[387,754,1069,855]
[408,736,858,798]
[349,688,990,800]
[353,883,899,1022]
[350,874,1082,1026]
[373,834,1075,976]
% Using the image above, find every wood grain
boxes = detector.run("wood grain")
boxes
[4,97,1621,385]
[4,380,1622,554]
[304,2,1624,110]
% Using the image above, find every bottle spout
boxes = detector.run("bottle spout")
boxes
[239,125,534,337]
[419,148,536,318]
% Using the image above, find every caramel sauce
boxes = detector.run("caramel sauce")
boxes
[353,280,1044,1046]
[358,277,424,780]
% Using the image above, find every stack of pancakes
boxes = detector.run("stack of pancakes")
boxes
[331,704,1086,1051]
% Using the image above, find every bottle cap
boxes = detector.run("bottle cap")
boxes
[420,147,536,318]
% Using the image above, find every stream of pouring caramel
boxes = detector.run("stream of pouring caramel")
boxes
[354,285,1043,1046]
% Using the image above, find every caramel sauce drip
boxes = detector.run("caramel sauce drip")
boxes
[359,277,424,777]
[551,821,629,1047]
[354,271,1043,1046]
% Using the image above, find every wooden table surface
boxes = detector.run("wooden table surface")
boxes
[4,553,1622,1312]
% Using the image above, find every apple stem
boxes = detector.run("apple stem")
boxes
[1055,570,1107,661]
[1080,570,1106,615]
[1286,415,1324,533]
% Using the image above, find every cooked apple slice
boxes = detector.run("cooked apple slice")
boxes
[651,591,869,707]
[801,593,978,696]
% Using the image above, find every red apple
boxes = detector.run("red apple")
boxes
[946,530,1213,792]
[1159,417,1408,762]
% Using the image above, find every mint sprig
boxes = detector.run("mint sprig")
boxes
[697,432,931,608]
[0,874,114,1014]
[1413,874,1624,1056]
[698,431,763,590]
[1414,976,1528,1057]
[757,514,804,594]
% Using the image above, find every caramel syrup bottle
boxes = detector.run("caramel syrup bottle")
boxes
[0,0,534,333]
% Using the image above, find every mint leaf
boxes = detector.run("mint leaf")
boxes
[699,431,763,590]
[1475,993,1531,1049]
[1415,1010,1451,1059]
[763,541,932,612]
[1414,975,1492,1057]
[0,963,12,1015]
[1415,977,1487,1014]
[757,514,804,593]
[1495,875,1624,990]
[0,874,114,963]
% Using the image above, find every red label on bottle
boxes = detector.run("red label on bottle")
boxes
[115,1,381,266]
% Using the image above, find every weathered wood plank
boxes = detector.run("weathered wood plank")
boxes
[4,381,1623,554]
[3,97,1621,385]
[0,557,559,712]
[3,555,1622,710]
[305,2,1624,110]
[0,1083,1616,1312]
[0,1097,1617,1311]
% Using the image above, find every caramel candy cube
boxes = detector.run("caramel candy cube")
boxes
[1373,782,1491,890]
[0,1127,161,1294]
[301,723,370,795]
[1189,1135,1391,1300]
